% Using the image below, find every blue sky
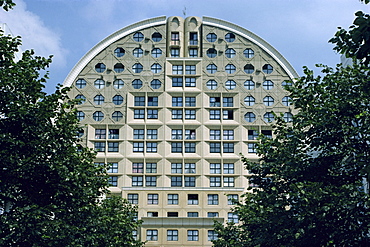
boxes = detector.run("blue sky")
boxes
[1,0,369,94]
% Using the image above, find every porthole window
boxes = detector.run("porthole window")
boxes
[133,48,143,58]
[93,111,104,121]
[263,80,274,90]
[284,112,293,122]
[207,64,217,74]
[225,48,236,58]
[152,32,162,42]
[113,95,123,105]
[114,47,125,57]
[262,64,273,74]
[77,111,85,121]
[264,112,274,123]
[75,79,86,89]
[95,63,106,73]
[225,80,236,90]
[114,63,124,73]
[243,48,254,58]
[282,96,292,106]
[113,79,124,89]
[282,80,292,87]
[151,48,162,58]
[225,64,236,74]
[207,80,218,90]
[244,112,256,122]
[151,63,162,73]
[94,79,105,89]
[112,111,123,121]
[225,33,235,42]
[244,64,254,74]
[244,80,255,90]
[75,94,86,105]
[150,79,161,89]
[263,96,274,106]
[132,63,143,73]
[207,48,217,58]
[207,33,217,42]
[132,79,143,89]
[133,32,144,42]
[244,96,255,106]
[94,95,104,105]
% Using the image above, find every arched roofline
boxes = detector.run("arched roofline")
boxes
[202,16,299,79]
[63,16,167,87]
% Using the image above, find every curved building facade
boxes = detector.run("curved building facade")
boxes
[64,16,298,246]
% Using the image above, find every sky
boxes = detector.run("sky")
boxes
[1,0,369,94]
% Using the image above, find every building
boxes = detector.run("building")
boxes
[63,16,298,246]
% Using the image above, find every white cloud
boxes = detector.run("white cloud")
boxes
[0,0,67,67]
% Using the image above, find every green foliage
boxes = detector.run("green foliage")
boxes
[0,30,143,246]
[0,0,15,11]
[213,62,370,246]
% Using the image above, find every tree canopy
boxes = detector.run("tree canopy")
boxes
[0,5,143,247]
[214,6,370,247]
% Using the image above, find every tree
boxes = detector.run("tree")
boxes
[0,6,143,247]
[214,12,370,247]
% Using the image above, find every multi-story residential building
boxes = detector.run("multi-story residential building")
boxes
[63,16,298,246]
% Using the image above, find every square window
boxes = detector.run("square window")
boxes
[223,163,234,174]
[228,213,239,223]
[147,211,158,217]
[227,194,239,205]
[147,129,157,139]
[223,143,234,153]
[146,229,158,241]
[108,176,118,186]
[185,163,196,173]
[210,176,221,187]
[147,109,158,119]
[185,65,196,74]
[185,129,196,140]
[132,163,143,173]
[210,110,221,120]
[172,97,183,107]
[261,130,272,139]
[171,163,182,174]
[172,65,183,75]
[224,177,235,187]
[132,176,143,186]
[133,129,144,139]
[189,32,198,45]
[133,142,144,152]
[210,97,221,107]
[223,97,233,107]
[171,176,182,187]
[146,176,157,187]
[134,96,145,106]
[95,129,106,139]
[185,97,196,106]
[108,129,119,139]
[146,163,157,173]
[223,130,234,140]
[148,194,158,205]
[223,110,234,120]
[146,142,157,153]
[172,109,183,119]
[185,176,195,187]
[210,129,221,140]
[170,48,180,57]
[107,162,118,173]
[167,230,178,241]
[188,194,198,205]
[210,163,221,174]
[168,194,178,205]
[185,109,196,120]
[172,77,183,87]
[189,48,198,57]
[134,109,145,119]
[188,212,199,217]
[208,194,219,205]
[127,193,138,204]
[248,143,257,153]
[108,142,119,152]
[147,96,158,106]
[172,129,183,139]
[167,212,178,217]
[210,142,221,153]
[185,77,196,87]
[207,212,219,217]
[187,230,199,241]
[171,142,182,153]
[248,130,259,140]
[94,142,105,152]
[185,142,196,153]
[208,230,218,241]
